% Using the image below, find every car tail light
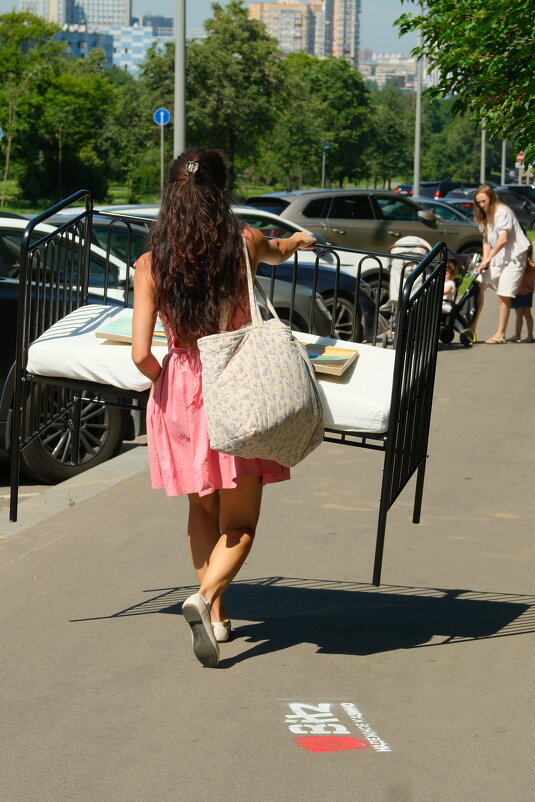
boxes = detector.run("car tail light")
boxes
[434,191,441,198]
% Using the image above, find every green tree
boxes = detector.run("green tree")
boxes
[307,56,373,187]
[186,0,283,189]
[256,53,326,190]
[18,69,117,201]
[0,12,64,205]
[397,0,535,163]
[366,84,414,187]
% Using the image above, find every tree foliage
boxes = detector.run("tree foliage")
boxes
[397,0,535,163]
[0,12,64,203]
[186,0,283,188]
[0,6,525,207]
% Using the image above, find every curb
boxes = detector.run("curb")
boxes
[1,445,149,540]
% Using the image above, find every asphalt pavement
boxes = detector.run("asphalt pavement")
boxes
[1,295,533,802]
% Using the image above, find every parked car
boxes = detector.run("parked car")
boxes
[501,184,535,204]
[245,189,483,301]
[93,204,381,341]
[444,187,535,230]
[1,215,332,483]
[394,184,413,196]
[418,180,477,199]
[0,217,131,483]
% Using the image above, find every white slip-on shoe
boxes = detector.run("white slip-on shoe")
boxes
[212,619,231,643]
[182,593,220,667]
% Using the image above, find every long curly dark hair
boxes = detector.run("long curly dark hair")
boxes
[150,148,245,342]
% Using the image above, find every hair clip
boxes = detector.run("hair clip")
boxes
[186,161,199,174]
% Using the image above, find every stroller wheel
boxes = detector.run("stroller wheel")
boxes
[460,329,477,347]
[439,325,454,344]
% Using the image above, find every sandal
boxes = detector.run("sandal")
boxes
[485,335,506,344]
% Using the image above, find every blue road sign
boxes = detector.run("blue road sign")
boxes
[153,108,171,126]
[0,127,3,140]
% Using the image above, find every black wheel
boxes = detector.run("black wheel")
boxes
[364,272,390,311]
[439,325,455,343]
[21,387,127,483]
[322,294,363,341]
[460,329,477,347]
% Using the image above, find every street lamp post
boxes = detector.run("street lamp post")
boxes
[413,27,423,197]
[321,141,331,189]
[173,0,186,158]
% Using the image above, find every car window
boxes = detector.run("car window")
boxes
[429,203,468,221]
[245,197,289,215]
[328,195,375,220]
[92,223,148,262]
[375,197,421,220]
[237,212,295,239]
[0,233,22,277]
[301,197,332,218]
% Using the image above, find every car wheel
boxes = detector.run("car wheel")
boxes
[322,294,363,341]
[364,272,390,311]
[21,387,127,483]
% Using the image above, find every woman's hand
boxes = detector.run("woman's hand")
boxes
[478,259,490,272]
[290,232,317,250]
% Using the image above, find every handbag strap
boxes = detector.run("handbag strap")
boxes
[242,237,280,326]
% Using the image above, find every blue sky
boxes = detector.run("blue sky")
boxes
[0,1,418,53]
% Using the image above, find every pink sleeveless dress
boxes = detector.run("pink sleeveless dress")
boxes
[146,304,291,497]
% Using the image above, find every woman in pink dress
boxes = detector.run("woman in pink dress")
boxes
[132,148,316,667]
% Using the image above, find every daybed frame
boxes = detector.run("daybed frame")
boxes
[9,191,447,586]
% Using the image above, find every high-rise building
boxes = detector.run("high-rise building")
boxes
[19,0,132,28]
[248,0,360,66]
[248,1,320,55]
[331,0,360,65]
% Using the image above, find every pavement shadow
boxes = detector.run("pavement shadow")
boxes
[72,577,534,667]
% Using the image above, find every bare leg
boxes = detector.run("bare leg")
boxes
[514,309,523,341]
[471,281,487,335]
[199,475,263,608]
[524,308,534,340]
[495,294,512,339]
[187,491,228,622]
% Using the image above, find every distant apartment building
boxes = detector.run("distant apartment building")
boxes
[248,0,360,67]
[54,29,114,66]
[100,25,173,75]
[19,0,132,27]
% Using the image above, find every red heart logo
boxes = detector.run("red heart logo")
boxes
[294,736,369,753]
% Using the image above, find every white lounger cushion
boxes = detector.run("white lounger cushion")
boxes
[292,332,394,433]
[27,305,167,393]
[27,305,395,434]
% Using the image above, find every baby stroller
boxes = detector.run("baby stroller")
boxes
[439,251,481,347]
[380,236,432,346]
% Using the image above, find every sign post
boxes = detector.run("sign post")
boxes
[153,107,171,194]
[515,151,525,185]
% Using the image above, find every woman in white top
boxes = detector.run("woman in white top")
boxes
[473,184,530,343]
